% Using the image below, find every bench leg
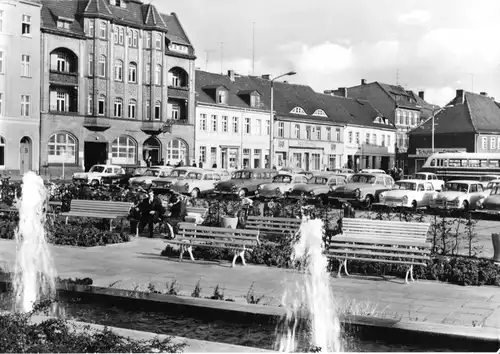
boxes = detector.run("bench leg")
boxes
[232,249,246,267]
[179,245,185,262]
[65,216,69,225]
[337,259,349,277]
[186,246,195,261]
[109,219,113,231]
[405,265,415,283]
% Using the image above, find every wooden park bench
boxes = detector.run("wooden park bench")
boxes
[165,222,260,267]
[326,218,431,283]
[60,199,133,231]
[245,215,301,240]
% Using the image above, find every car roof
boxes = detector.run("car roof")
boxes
[172,167,203,171]
[235,168,276,172]
[311,172,339,178]
[447,180,481,184]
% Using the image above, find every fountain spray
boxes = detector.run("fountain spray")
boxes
[12,171,56,313]
[275,215,342,352]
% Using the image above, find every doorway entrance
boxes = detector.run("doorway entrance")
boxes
[143,137,161,166]
[84,142,107,171]
[19,137,32,174]
[304,152,310,171]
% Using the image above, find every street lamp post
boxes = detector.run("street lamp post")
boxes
[269,71,296,168]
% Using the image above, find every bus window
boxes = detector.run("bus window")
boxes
[469,159,480,167]
[443,160,448,167]
[480,160,488,167]
[430,159,436,167]
[489,160,500,168]
[461,160,468,167]
[438,159,444,167]
[449,159,461,167]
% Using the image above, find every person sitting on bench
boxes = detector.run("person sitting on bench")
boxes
[138,189,166,238]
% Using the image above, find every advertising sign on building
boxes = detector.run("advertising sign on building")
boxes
[415,148,466,156]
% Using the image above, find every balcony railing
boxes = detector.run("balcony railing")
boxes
[167,86,189,99]
[49,70,78,85]
[141,120,166,135]
[83,116,111,131]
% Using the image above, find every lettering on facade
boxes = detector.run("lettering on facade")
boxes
[278,140,285,148]
[415,148,466,156]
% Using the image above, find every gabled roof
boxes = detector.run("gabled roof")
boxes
[409,91,500,135]
[161,13,191,46]
[406,91,440,120]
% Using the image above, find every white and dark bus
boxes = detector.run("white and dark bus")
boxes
[420,152,500,181]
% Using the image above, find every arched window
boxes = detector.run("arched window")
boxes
[154,101,161,120]
[111,135,137,165]
[98,55,106,77]
[113,97,123,117]
[166,139,187,165]
[48,132,77,164]
[0,135,5,168]
[128,62,137,83]
[128,99,136,119]
[312,109,327,117]
[114,59,123,81]
[154,64,162,85]
[290,107,306,115]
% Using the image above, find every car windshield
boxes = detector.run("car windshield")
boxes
[272,175,292,183]
[350,174,376,184]
[169,170,188,177]
[309,177,328,185]
[186,172,203,180]
[232,171,252,179]
[158,171,171,177]
[491,186,500,195]
[89,166,105,173]
[393,182,417,191]
[486,181,500,189]
[143,169,160,177]
[412,174,426,180]
[443,183,469,192]
[133,168,147,176]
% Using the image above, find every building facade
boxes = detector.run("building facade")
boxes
[39,0,196,177]
[408,90,500,173]
[0,0,42,175]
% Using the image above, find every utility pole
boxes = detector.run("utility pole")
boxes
[220,42,224,74]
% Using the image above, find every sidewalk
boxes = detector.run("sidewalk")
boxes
[1,237,500,331]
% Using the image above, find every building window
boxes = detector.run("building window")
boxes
[98,95,106,115]
[56,91,68,111]
[55,53,69,72]
[232,117,239,133]
[222,116,228,132]
[113,25,118,43]
[278,122,284,138]
[395,110,401,125]
[88,19,94,36]
[166,139,187,165]
[111,135,137,165]
[87,95,93,115]
[145,63,151,84]
[365,133,370,145]
[88,54,94,76]
[155,33,162,49]
[114,59,123,81]
[295,124,300,138]
[316,126,321,140]
[336,128,341,141]
[218,90,227,104]
[21,95,30,117]
[326,127,331,141]
[255,119,262,135]
[0,136,4,167]
[128,99,136,119]
[200,114,207,131]
[497,138,500,150]
[292,152,302,168]
[21,54,31,77]
[211,115,218,132]
[372,134,377,146]
[98,55,106,77]
[482,137,487,150]
[99,21,107,39]
[154,64,162,85]
[199,146,206,163]
[0,51,4,74]
[22,14,31,35]
[355,132,360,145]
[244,118,251,134]
[0,11,3,32]
[145,32,151,48]
[128,62,137,83]
[154,101,161,120]
[265,120,270,135]
[348,131,353,144]
[132,30,138,47]
[311,153,321,170]
[127,30,132,46]
[381,135,386,147]
[145,100,150,119]
[114,98,123,117]
[306,126,311,140]
[171,103,180,120]
[491,137,496,150]
[118,27,124,45]
[48,132,77,164]
[387,135,391,147]
[290,107,306,115]
[0,93,3,115]
[170,70,181,87]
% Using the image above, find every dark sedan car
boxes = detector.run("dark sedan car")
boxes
[101,166,147,186]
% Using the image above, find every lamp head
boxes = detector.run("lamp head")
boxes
[287,71,297,76]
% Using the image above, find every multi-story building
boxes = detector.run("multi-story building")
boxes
[195,70,270,169]
[330,79,437,171]
[0,0,42,175]
[408,90,500,173]
[39,0,196,177]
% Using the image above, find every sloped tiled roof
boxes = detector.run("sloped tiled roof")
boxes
[161,13,191,46]
[376,83,420,110]
[410,91,500,135]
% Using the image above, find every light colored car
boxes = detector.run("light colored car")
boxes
[129,166,173,187]
[289,173,347,203]
[328,173,395,208]
[412,172,444,191]
[360,169,386,174]
[478,175,500,189]
[476,185,500,216]
[214,168,278,197]
[377,180,436,209]
[429,180,488,211]
[172,170,223,198]
[73,164,124,185]
[151,167,204,193]
[210,169,232,181]
[255,173,309,200]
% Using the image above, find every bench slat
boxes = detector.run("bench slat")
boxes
[332,236,431,248]
[343,219,430,228]
[328,256,428,267]
[328,242,431,254]
[60,212,123,219]
[247,216,301,223]
[327,249,430,260]
[343,227,429,235]
[178,223,259,236]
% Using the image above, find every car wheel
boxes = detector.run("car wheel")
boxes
[91,179,99,186]
[462,200,469,211]
[363,195,373,209]
[411,200,418,210]
[191,188,200,198]
[239,189,247,198]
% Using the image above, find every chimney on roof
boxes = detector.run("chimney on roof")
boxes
[480,91,488,96]
[361,79,367,85]
[261,74,271,80]
[418,91,425,100]
[456,89,464,104]
[338,87,348,97]
[228,70,235,82]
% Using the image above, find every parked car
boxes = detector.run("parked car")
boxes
[213,168,278,197]
[210,168,232,181]
[171,170,222,198]
[129,166,173,187]
[411,172,445,191]
[290,173,347,203]
[377,180,436,209]
[298,171,314,180]
[328,173,395,208]
[475,185,500,216]
[478,175,500,189]
[428,180,488,211]
[101,166,146,186]
[360,169,386,174]
[485,179,500,192]
[151,167,203,194]
[255,173,309,200]
[72,164,124,185]
[279,167,304,174]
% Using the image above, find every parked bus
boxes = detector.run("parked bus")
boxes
[420,152,500,181]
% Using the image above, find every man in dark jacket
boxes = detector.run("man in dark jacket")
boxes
[138,189,166,238]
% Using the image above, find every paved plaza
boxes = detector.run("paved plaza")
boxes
[1,236,500,337]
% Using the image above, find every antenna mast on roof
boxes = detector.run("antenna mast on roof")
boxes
[205,50,213,71]
[470,73,474,93]
[396,68,400,86]
[220,42,224,74]
[252,22,255,75]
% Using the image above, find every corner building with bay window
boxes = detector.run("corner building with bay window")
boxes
[39,0,196,176]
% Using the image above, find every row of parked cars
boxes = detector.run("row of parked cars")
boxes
[72,164,500,216]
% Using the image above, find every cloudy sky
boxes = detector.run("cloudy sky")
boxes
[155,0,500,106]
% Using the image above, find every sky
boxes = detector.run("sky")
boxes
[155,0,500,107]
